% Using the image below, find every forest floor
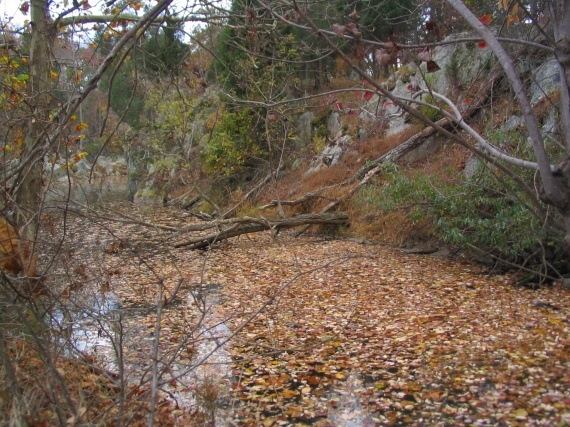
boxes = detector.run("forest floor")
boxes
[32,201,570,427]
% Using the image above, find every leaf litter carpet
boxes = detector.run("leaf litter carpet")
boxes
[57,206,569,426]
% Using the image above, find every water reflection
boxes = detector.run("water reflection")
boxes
[51,291,122,365]
[327,374,376,426]
[47,176,233,422]
[51,282,233,422]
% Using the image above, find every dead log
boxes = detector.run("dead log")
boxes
[174,212,348,250]
[181,195,202,211]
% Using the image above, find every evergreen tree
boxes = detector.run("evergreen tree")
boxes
[338,0,420,42]
[140,16,188,76]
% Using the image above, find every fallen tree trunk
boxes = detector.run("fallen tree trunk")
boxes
[174,212,348,250]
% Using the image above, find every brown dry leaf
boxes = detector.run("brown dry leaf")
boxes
[375,48,393,66]
[280,389,300,399]
[331,23,346,37]
[426,60,441,73]
[33,203,570,426]
[417,47,431,62]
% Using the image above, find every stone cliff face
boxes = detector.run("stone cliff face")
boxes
[305,30,559,175]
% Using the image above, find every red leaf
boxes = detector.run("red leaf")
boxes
[363,91,373,101]
[19,2,29,13]
[247,8,256,24]
[479,14,492,26]
[425,20,438,32]
[347,23,362,40]
[478,40,487,48]
[335,102,343,110]
[353,44,365,61]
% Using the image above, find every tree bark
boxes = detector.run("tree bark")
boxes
[14,0,53,229]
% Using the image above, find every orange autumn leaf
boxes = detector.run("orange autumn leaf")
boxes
[507,3,520,28]
[479,14,493,26]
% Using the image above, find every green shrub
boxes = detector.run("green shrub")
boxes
[360,164,565,263]
[202,108,264,176]
[417,94,445,123]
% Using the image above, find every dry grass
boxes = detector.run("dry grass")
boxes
[269,126,426,203]
[253,125,471,245]
[251,92,541,247]
[359,126,421,161]
[344,207,434,246]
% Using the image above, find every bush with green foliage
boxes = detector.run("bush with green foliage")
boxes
[202,108,264,176]
[359,163,565,264]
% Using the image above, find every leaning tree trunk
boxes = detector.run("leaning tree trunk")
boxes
[446,0,570,250]
[15,0,53,231]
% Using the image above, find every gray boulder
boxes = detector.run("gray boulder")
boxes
[530,57,560,104]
